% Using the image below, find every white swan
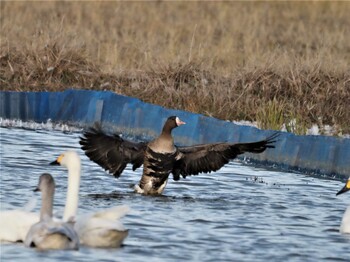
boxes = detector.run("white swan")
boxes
[336,178,350,233]
[24,173,79,250]
[50,151,129,248]
[0,208,39,243]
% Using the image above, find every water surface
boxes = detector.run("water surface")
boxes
[1,126,349,261]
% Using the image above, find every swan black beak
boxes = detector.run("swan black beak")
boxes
[336,180,350,196]
[33,187,40,192]
[50,160,59,166]
[50,154,63,166]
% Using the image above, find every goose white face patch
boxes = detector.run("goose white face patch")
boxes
[175,117,186,126]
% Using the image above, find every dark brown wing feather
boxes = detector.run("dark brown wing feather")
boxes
[174,132,279,177]
[79,126,147,178]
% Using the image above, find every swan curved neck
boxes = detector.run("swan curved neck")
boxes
[63,165,81,221]
[40,187,54,221]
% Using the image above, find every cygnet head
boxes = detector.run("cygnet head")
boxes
[35,173,55,193]
[50,151,81,170]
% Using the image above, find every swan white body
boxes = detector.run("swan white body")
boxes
[340,206,350,233]
[24,173,79,250]
[0,210,39,243]
[25,218,79,250]
[51,151,129,248]
[75,206,129,248]
[336,178,350,234]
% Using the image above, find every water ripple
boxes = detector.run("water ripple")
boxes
[1,127,350,261]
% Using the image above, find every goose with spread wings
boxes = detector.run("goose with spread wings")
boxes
[80,116,278,195]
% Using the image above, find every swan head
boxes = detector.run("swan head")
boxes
[35,173,55,193]
[50,151,81,171]
[336,178,350,196]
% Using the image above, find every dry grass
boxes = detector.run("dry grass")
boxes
[1,1,349,134]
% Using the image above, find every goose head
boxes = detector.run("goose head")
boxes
[169,116,186,127]
[162,116,186,133]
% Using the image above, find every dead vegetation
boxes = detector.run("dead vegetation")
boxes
[1,1,349,134]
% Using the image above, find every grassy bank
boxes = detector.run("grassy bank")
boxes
[1,1,349,134]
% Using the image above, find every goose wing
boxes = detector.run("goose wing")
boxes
[80,126,147,178]
[174,133,279,177]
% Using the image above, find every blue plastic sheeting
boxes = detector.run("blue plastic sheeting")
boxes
[1,89,349,180]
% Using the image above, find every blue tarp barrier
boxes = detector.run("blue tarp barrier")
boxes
[1,89,349,180]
